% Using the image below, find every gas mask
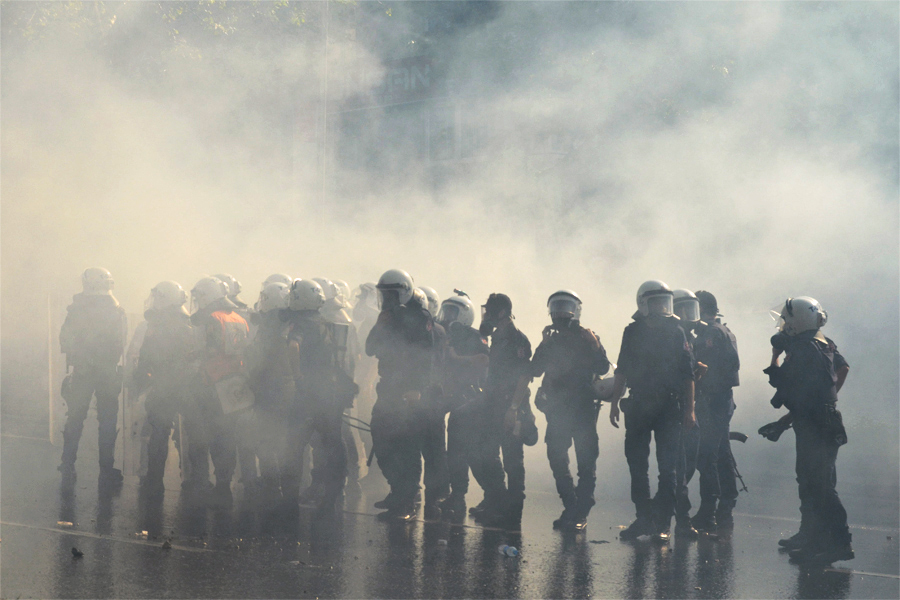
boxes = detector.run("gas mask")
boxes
[551,315,575,330]
[479,306,501,336]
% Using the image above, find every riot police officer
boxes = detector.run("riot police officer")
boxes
[672,289,704,539]
[285,279,356,515]
[472,293,534,530]
[435,291,490,519]
[690,291,740,532]
[58,268,127,484]
[365,269,434,520]
[187,277,251,509]
[410,287,451,519]
[532,290,610,531]
[608,280,696,541]
[764,296,852,564]
[311,277,366,500]
[246,281,295,508]
[133,281,197,498]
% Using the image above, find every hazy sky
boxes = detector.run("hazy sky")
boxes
[2,2,897,487]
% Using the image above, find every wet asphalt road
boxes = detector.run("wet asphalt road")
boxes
[2,417,898,599]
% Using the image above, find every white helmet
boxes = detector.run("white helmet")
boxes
[376,269,415,306]
[548,289,582,321]
[636,280,674,317]
[411,288,427,308]
[82,267,114,295]
[213,273,242,298]
[261,273,292,290]
[437,294,476,328]
[312,278,337,301]
[258,281,291,313]
[354,282,379,313]
[777,296,828,336]
[290,278,326,311]
[672,289,700,323]
[191,277,229,311]
[145,280,188,315]
[419,286,440,316]
[333,279,351,308]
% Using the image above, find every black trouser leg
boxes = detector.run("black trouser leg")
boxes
[315,409,348,500]
[342,413,362,483]
[696,400,730,512]
[61,370,94,467]
[572,411,600,516]
[676,424,699,522]
[795,419,850,547]
[545,414,577,511]
[624,415,653,519]
[421,411,449,505]
[209,415,236,486]
[469,406,507,505]
[95,373,121,471]
[652,415,682,530]
[445,411,470,496]
[145,401,175,485]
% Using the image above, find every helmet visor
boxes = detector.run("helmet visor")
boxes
[770,304,786,331]
[674,299,700,323]
[377,289,400,310]
[647,295,673,316]
[548,297,578,318]
[437,303,460,325]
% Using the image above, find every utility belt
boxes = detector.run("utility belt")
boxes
[534,382,595,415]
[446,385,486,415]
[795,402,847,446]
[619,390,680,417]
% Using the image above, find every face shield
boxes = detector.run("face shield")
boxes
[437,303,460,326]
[770,304,786,332]
[674,299,700,323]
[548,297,578,319]
[144,293,155,315]
[646,294,674,317]
[377,289,400,311]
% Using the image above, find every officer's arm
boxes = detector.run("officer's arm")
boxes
[682,378,696,430]
[594,337,611,377]
[365,313,390,357]
[531,341,547,377]
[836,365,849,393]
[607,372,627,429]
[288,338,302,382]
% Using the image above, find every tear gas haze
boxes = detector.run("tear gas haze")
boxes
[2,1,897,525]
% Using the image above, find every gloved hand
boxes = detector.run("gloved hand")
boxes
[758,420,791,442]
[762,365,784,389]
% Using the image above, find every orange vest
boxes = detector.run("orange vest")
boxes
[203,310,249,384]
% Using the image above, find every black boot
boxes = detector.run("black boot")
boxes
[619,517,655,540]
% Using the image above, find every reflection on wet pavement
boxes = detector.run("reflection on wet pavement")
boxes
[2,433,897,599]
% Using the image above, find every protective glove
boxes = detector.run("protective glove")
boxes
[758,420,791,442]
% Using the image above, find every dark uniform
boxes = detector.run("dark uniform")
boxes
[532,321,610,526]
[769,330,851,559]
[441,322,490,512]
[690,317,740,527]
[421,321,450,515]
[617,315,694,533]
[133,306,196,495]
[287,309,354,511]
[246,310,296,500]
[58,292,127,479]
[366,302,434,516]
[474,318,532,524]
